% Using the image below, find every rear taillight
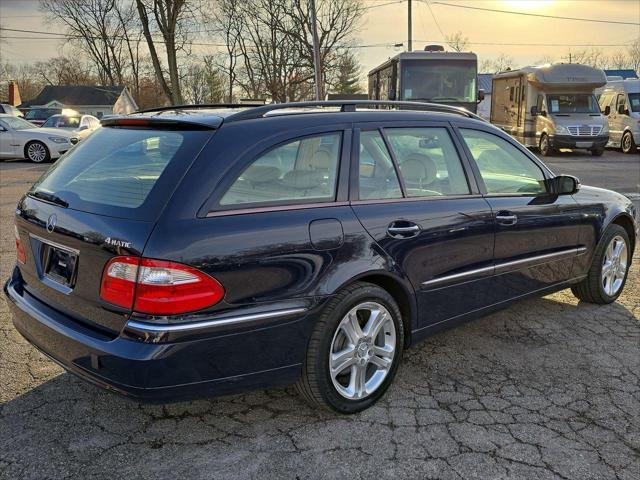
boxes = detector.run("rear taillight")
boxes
[15,225,26,264]
[100,256,224,315]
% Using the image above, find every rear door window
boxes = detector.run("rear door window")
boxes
[30,127,212,219]
[358,130,402,200]
[384,127,470,197]
[219,133,341,207]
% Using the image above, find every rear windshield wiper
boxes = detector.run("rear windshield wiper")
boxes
[30,190,69,208]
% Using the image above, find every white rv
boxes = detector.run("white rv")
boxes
[598,79,639,154]
[491,64,608,156]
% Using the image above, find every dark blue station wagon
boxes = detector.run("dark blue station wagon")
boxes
[5,101,637,413]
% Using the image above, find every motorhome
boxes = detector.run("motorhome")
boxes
[368,46,482,113]
[598,79,639,154]
[491,64,608,156]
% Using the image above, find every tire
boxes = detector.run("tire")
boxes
[25,141,50,163]
[621,131,637,154]
[296,282,404,413]
[539,134,553,156]
[590,148,604,157]
[571,225,631,304]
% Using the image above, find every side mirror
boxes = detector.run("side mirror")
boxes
[477,89,485,102]
[546,175,580,195]
[530,106,538,116]
[603,105,611,116]
[79,125,88,131]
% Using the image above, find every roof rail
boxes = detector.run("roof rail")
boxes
[224,100,485,123]
[136,103,265,114]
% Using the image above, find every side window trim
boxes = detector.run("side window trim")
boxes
[206,130,346,214]
[452,124,553,196]
[379,128,408,197]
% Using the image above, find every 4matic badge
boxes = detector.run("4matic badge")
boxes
[104,237,132,249]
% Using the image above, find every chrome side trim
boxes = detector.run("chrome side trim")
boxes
[125,307,308,333]
[421,247,586,289]
[421,264,494,288]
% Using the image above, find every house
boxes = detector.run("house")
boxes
[603,69,638,80]
[20,85,138,118]
[477,73,493,120]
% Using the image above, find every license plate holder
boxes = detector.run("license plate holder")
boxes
[43,243,79,287]
[576,141,593,148]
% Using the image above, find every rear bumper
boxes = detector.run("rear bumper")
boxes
[550,135,608,149]
[4,269,319,402]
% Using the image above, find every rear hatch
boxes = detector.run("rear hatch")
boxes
[15,123,214,335]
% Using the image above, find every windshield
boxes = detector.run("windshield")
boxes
[0,116,37,130]
[43,115,81,128]
[547,94,600,114]
[25,108,59,120]
[629,93,640,113]
[400,59,477,103]
[30,126,213,220]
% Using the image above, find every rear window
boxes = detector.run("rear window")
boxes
[43,115,80,128]
[29,127,212,220]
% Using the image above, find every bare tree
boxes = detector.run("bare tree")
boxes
[135,0,195,104]
[40,0,140,87]
[480,53,514,73]
[445,31,470,52]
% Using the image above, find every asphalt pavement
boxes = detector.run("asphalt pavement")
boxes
[0,150,638,480]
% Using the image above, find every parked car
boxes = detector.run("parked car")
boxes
[42,113,101,140]
[0,114,79,162]
[24,107,78,126]
[0,103,24,117]
[598,79,640,153]
[5,101,637,413]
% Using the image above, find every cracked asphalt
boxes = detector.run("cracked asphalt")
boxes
[1,153,639,480]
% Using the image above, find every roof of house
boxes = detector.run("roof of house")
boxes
[20,85,125,108]
[477,73,493,94]
[603,69,638,80]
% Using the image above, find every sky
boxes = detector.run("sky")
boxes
[0,0,638,74]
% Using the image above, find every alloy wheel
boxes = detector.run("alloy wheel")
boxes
[622,133,632,153]
[27,143,47,163]
[329,302,396,400]
[601,235,627,296]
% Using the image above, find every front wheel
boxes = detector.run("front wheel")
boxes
[539,134,553,156]
[571,225,631,304]
[621,131,637,154]
[25,141,50,163]
[296,282,404,413]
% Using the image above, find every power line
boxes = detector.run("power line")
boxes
[428,1,640,26]
[424,1,446,42]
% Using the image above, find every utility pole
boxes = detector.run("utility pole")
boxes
[407,0,412,52]
[310,0,322,100]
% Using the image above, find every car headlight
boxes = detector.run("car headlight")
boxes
[555,125,570,135]
[48,136,70,144]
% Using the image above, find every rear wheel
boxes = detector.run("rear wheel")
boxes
[296,282,404,413]
[539,134,553,156]
[621,131,636,154]
[25,141,50,163]
[590,147,604,156]
[571,225,630,304]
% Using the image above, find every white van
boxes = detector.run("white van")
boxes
[491,64,608,156]
[598,79,640,154]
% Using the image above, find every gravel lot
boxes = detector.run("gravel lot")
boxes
[1,151,638,480]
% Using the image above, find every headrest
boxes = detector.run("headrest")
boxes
[243,165,282,183]
[400,153,437,184]
[282,170,325,189]
[308,149,332,170]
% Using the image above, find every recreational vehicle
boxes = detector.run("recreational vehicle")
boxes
[491,64,608,156]
[368,46,482,113]
[598,79,640,153]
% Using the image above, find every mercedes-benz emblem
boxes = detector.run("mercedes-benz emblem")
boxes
[46,214,57,233]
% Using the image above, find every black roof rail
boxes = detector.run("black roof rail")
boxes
[136,103,265,114]
[224,100,486,123]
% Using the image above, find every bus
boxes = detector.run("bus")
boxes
[368,46,482,113]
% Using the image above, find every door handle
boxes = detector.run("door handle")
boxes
[496,211,518,226]
[387,222,421,237]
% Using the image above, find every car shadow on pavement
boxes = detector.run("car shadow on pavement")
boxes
[1,292,638,479]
